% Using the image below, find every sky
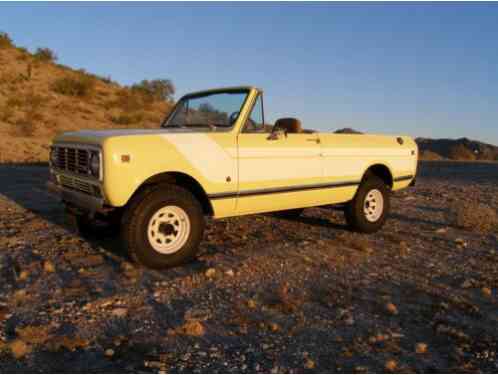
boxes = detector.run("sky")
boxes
[1,2,497,144]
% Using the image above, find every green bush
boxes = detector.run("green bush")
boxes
[52,75,95,97]
[131,79,175,102]
[0,31,13,49]
[34,47,57,63]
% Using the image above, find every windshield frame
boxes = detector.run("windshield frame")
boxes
[161,88,252,131]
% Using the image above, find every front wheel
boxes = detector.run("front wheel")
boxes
[344,176,390,233]
[121,184,205,269]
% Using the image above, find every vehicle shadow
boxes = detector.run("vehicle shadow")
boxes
[0,164,348,279]
[0,163,211,279]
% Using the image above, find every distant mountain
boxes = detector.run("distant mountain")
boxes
[416,137,498,161]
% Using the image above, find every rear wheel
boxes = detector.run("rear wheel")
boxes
[121,184,204,269]
[344,176,390,233]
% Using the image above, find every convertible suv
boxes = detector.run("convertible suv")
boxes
[48,86,417,269]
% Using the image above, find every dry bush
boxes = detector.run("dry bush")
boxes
[110,112,144,125]
[8,91,46,136]
[34,47,57,63]
[448,145,476,161]
[0,105,14,123]
[0,31,13,49]
[420,150,443,161]
[131,79,175,102]
[111,89,149,112]
[52,75,95,97]
[447,201,498,234]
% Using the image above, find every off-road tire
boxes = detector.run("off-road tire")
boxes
[344,176,390,233]
[121,184,204,269]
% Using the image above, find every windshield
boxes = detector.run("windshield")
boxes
[162,89,249,130]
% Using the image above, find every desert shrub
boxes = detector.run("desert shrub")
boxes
[420,150,443,160]
[6,97,23,108]
[34,47,57,63]
[448,144,476,161]
[131,79,175,102]
[0,31,13,49]
[52,75,95,97]
[110,112,144,125]
[447,201,498,234]
[0,105,14,123]
[11,115,39,137]
[112,89,146,112]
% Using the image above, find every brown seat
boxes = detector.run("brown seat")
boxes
[273,118,302,134]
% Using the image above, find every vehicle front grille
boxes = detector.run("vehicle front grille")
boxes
[52,146,91,176]
[59,175,94,195]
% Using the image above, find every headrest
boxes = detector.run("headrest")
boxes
[274,118,302,133]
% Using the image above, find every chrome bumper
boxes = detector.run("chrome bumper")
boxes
[46,181,104,213]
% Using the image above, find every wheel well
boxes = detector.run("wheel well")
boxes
[138,172,214,216]
[363,164,393,188]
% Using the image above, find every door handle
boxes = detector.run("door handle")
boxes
[306,138,321,144]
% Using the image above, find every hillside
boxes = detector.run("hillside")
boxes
[0,33,173,163]
[416,137,498,161]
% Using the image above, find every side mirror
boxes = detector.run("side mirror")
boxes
[267,128,287,141]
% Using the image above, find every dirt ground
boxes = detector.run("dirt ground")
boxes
[0,161,497,373]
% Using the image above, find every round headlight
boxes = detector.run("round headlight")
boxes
[90,152,100,177]
[50,148,58,166]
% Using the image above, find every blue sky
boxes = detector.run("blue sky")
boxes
[1,3,497,144]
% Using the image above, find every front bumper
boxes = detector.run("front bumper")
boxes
[47,181,104,213]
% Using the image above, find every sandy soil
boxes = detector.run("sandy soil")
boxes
[0,161,496,372]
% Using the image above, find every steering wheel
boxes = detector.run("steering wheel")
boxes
[229,111,240,126]
[229,111,258,132]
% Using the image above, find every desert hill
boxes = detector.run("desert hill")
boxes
[416,137,498,161]
[0,32,173,163]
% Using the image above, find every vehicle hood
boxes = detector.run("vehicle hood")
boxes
[53,128,198,145]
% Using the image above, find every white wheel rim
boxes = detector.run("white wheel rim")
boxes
[364,189,384,222]
[147,205,191,254]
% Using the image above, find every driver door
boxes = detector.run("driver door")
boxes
[236,95,323,214]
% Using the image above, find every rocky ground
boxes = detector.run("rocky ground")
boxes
[0,161,497,373]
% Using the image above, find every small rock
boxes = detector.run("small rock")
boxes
[461,279,475,289]
[344,316,355,326]
[181,320,205,337]
[105,348,115,357]
[304,358,315,369]
[9,339,31,359]
[481,287,492,297]
[112,308,128,317]
[268,322,280,332]
[415,342,428,354]
[43,261,55,273]
[225,269,235,277]
[385,359,397,371]
[18,270,29,281]
[385,302,398,315]
[455,238,467,247]
[205,268,216,278]
[247,299,257,309]
[435,228,447,234]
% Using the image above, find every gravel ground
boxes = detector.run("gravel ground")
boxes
[0,161,497,373]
